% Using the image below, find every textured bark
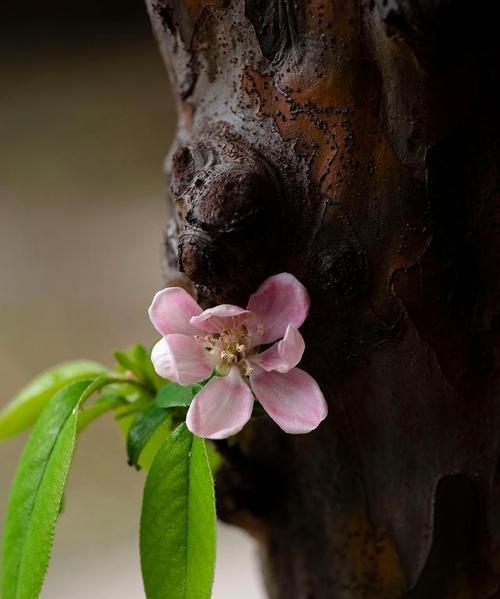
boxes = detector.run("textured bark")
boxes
[145,0,499,596]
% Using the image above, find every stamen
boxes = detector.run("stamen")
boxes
[220,350,238,364]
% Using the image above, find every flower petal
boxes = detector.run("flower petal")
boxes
[250,367,327,434]
[186,368,254,439]
[247,273,310,345]
[149,287,203,336]
[151,334,213,385]
[250,325,305,373]
[190,304,252,333]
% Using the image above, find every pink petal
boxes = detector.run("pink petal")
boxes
[190,304,251,333]
[250,325,305,373]
[149,287,203,336]
[250,367,327,434]
[247,273,310,345]
[186,368,254,439]
[151,334,213,385]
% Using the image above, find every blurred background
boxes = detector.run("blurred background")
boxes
[0,2,265,597]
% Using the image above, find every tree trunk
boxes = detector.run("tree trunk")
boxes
[145,0,500,596]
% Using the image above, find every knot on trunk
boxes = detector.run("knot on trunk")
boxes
[168,127,287,303]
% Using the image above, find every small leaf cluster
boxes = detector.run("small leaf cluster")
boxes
[0,344,218,599]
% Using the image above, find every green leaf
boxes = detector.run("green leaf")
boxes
[0,360,107,440]
[155,382,201,409]
[114,344,164,391]
[205,440,223,475]
[76,394,127,433]
[113,396,152,440]
[127,404,171,468]
[132,344,165,391]
[106,381,152,405]
[137,417,173,471]
[140,424,216,599]
[1,378,97,599]
[114,349,140,376]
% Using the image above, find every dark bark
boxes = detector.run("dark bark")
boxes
[145,0,500,596]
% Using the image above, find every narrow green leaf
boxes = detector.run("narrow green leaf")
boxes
[0,360,107,440]
[76,394,127,433]
[138,417,174,471]
[205,440,223,475]
[113,349,140,376]
[114,397,152,421]
[140,424,216,599]
[127,404,171,468]
[155,382,201,409]
[1,378,96,599]
[114,344,164,391]
[132,344,165,390]
[113,397,152,441]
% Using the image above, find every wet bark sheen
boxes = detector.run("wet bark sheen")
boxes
[145,0,500,596]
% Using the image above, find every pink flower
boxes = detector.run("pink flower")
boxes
[148,273,328,439]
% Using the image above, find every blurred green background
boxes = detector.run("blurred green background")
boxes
[0,3,264,597]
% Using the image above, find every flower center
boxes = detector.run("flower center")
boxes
[195,324,258,377]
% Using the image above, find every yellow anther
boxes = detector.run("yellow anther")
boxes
[220,350,238,364]
[244,365,254,376]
